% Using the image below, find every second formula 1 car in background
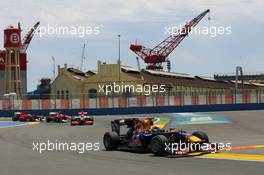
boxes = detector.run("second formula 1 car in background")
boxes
[12,112,43,122]
[71,112,94,125]
[46,112,71,123]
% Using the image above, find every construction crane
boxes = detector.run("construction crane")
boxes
[130,9,210,71]
[80,44,86,71]
[20,21,40,53]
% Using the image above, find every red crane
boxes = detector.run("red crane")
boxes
[130,9,210,71]
[20,21,40,53]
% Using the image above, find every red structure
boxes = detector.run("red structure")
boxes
[4,27,22,48]
[130,9,210,71]
[0,22,40,96]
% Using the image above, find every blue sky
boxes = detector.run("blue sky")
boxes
[0,0,263,91]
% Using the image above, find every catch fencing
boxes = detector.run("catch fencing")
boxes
[1,90,264,110]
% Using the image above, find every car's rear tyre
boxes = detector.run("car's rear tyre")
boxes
[70,121,74,126]
[103,132,120,151]
[192,131,209,143]
[150,135,168,156]
[46,117,51,123]
[12,116,18,121]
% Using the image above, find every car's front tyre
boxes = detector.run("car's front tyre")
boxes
[150,135,168,156]
[192,131,209,143]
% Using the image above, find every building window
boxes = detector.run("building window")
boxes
[56,91,60,99]
[88,89,97,98]
[65,90,69,99]
[61,91,64,99]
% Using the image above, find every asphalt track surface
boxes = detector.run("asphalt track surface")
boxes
[0,110,263,175]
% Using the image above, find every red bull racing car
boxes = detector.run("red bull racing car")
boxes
[12,112,43,122]
[103,118,218,156]
[46,112,71,123]
[71,112,94,125]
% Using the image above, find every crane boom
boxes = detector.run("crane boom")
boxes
[130,9,210,70]
[21,21,40,53]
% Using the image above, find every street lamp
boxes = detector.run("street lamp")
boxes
[118,35,121,85]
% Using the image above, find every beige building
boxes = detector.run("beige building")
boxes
[51,60,144,98]
[51,60,259,99]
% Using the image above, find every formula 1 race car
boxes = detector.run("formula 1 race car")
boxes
[46,112,71,123]
[12,112,43,122]
[70,112,94,125]
[103,118,216,156]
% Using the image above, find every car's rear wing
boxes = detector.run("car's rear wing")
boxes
[111,118,140,135]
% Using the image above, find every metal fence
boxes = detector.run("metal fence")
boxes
[1,89,264,110]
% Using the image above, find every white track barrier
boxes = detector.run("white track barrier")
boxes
[106,98,113,108]
[14,99,22,110]
[250,93,257,103]
[216,95,222,104]
[111,97,118,108]
[50,99,56,109]
[169,96,174,106]
[89,98,97,108]
[235,94,243,104]
[2,92,264,110]
[184,95,192,105]
[105,98,112,108]
[72,99,80,109]
[55,99,61,109]
[32,100,40,109]
[146,96,153,106]
[163,96,169,106]
[128,97,138,107]
[198,95,207,105]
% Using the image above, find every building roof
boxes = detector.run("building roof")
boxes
[64,65,258,90]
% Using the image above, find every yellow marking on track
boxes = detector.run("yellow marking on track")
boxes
[27,122,40,125]
[199,152,264,162]
[186,145,264,162]
[254,145,264,148]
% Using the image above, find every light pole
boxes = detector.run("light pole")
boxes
[52,56,55,80]
[118,35,121,85]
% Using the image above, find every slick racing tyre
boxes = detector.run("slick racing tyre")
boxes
[103,132,120,151]
[12,116,18,121]
[192,131,209,143]
[150,135,168,156]
[46,117,51,123]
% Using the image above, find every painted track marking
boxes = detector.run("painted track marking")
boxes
[0,121,40,129]
[198,152,264,162]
